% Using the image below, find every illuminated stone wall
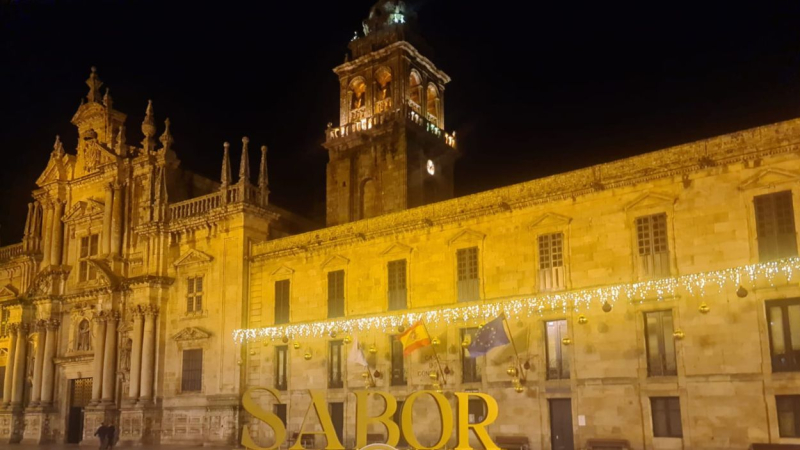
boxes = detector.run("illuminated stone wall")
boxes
[245,116,800,450]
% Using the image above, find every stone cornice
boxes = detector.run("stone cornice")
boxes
[253,117,800,260]
[333,41,450,84]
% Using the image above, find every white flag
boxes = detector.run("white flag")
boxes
[348,335,369,368]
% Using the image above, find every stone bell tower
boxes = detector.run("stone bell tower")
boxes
[323,0,458,226]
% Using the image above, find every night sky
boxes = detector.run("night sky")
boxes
[1,1,799,244]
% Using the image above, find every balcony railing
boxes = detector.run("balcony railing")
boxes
[0,243,24,262]
[168,185,264,221]
[327,103,456,148]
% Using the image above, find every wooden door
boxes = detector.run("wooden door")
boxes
[549,398,574,450]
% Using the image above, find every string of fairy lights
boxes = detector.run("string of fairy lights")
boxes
[232,257,800,344]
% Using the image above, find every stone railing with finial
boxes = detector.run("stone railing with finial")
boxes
[0,243,25,263]
[168,137,268,221]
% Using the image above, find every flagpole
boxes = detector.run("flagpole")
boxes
[421,321,446,386]
[502,314,525,381]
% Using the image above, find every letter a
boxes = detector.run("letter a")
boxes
[291,390,345,450]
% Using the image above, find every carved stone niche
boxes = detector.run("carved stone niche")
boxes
[171,326,212,350]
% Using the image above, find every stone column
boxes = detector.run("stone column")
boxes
[102,183,113,255]
[40,319,59,405]
[49,200,64,266]
[91,315,106,404]
[23,203,33,251]
[39,203,53,268]
[2,325,17,406]
[11,324,28,406]
[111,183,123,255]
[139,308,157,402]
[128,308,144,401]
[30,321,46,406]
[101,312,118,404]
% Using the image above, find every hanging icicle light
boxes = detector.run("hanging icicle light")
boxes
[231,257,800,344]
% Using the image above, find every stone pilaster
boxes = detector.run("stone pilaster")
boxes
[10,324,28,407]
[2,324,17,407]
[111,183,123,256]
[128,307,144,402]
[101,312,118,404]
[49,200,64,266]
[29,321,46,406]
[40,319,59,405]
[139,307,158,402]
[39,202,53,268]
[90,314,106,405]
[102,183,113,255]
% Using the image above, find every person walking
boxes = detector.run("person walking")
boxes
[105,423,117,450]
[94,423,108,450]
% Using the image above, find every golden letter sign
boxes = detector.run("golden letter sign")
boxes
[242,388,500,450]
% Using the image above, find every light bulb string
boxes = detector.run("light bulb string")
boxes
[233,257,800,343]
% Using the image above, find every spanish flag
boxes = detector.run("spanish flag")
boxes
[396,321,431,355]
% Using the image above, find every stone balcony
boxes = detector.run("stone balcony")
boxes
[326,102,456,149]
[168,184,263,221]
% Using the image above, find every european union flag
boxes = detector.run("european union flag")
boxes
[468,313,510,356]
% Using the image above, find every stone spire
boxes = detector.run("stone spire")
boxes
[258,145,269,205]
[159,118,173,153]
[141,100,157,152]
[238,137,251,184]
[103,88,112,108]
[52,135,64,158]
[220,142,232,188]
[86,66,103,103]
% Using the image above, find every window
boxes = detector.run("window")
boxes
[426,84,440,126]
[408,71,422,111]
[651,397,682,438]
[328,271,345,318]
[644,310,677,376]
[777,395,800,437]
[538,233,565,291]
[545,320,570,380]
[181,349,203,392]
[186,276,203,313]
[375,67,393,113]
[0,307,9,337]
[76,319,92,351]
[275,345,288,391]
[755,191,798,261]
[275,403,287,428]
[388,259,407,310]
[456,247,480,302]
[461,328,481,383]
[275,279,290,325]
[636,213,670,278]
[78,234,99,282]
[391,338,406,386]
[329,402,344,444]
[328,340,344,388]
[393,401,408,447]
[767,299,800,372]
[467,398,487,424]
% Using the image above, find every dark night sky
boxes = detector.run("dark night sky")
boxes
[1,1,799,244]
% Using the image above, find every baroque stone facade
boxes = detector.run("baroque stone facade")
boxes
[1,1,800,449]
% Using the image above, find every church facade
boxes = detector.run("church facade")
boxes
[2,1,800,449]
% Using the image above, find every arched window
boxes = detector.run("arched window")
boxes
[408,70,422,112]
[374,67,393,113]
[76,319,92,351]
[349,77,367,122]
[426,83,440,126]
[359,178,380,220]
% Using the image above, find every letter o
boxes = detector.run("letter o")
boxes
[401,390,453,450]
